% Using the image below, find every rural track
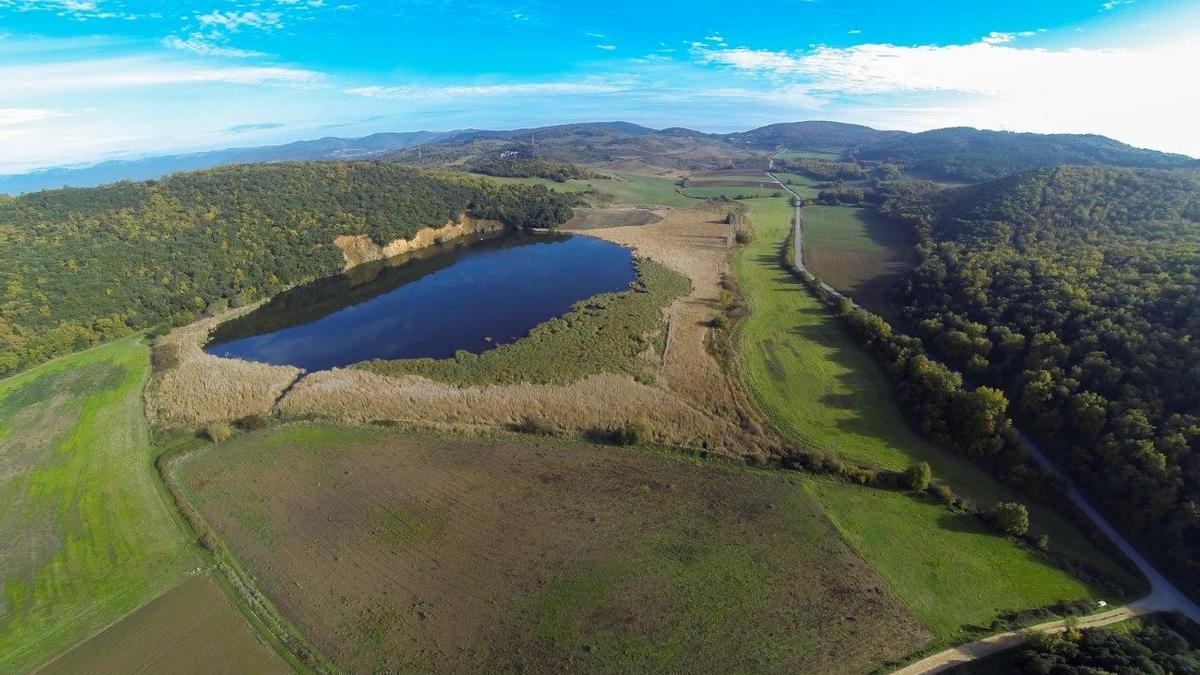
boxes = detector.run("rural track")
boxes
[891,605,1153,675]
[764,151,1200,673]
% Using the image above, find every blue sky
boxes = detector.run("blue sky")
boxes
[1,0,1197,172]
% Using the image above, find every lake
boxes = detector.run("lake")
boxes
[205,232,636,372]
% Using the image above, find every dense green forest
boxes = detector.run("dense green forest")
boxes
[881,165,1200,599]
[0,162,577,377]
[858,128,1195,182]
[952,614,1200,674]
[468,155,603,182]
[775,157,866,181]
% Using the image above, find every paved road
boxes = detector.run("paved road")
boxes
[763,155,1200,671]
[765,166,856,307]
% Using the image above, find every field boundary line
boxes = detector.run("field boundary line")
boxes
[156,440,340,675]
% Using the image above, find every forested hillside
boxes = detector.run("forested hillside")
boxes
[858,128,1193,181]
[883,165,1200,597]
[0,162,576,376]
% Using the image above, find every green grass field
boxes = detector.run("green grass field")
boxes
[680,185,786,200]
[469,173,596,193]
[594,172,695,207]
[488,170,697,208]
[768,172,823,199]
[732,197,1138,643]
[689,174,771,182]
[0,336,196,673]
[775,150,842,161]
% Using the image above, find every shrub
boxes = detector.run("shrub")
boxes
[202,421,234,443]
[151,343,181,371]
[933,483,955,505]
[902,462,932,491]
[1035,534,1050,551]
[619,418,654,446]
[515,416,561,436]
[734,224,755,245]
[711,315,732,330]
[992,501,1030,536]
[234,414,269,431]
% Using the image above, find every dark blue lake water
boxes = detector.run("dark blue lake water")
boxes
[205,232,635,372]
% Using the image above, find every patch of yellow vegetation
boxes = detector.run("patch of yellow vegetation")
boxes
[276,369,754,455]
[333,215,504,269]
[144,306,300,429]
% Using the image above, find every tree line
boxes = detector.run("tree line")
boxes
[879,165,1200,601]
[0,161,578,377]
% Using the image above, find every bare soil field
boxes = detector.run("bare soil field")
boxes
[36,575,288,675]
[178,425,930,673]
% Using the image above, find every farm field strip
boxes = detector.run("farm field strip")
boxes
[0,336,197,674]
[801,205,918,314]
[36,575,288,675]
[732,196,1135,644]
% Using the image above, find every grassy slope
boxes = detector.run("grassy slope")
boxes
[0,336,195,673]
[732,197,1131,643]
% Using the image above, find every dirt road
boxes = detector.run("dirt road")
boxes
[892,605,1153,675]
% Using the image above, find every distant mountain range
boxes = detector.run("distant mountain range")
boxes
[2,121,1194,194]
[0,131,449,195]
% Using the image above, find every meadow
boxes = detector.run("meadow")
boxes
[768,172,824,199]
[733,197,1139,644]
[0,336,196,673]
[178,424,930,673]
[680,185,786,200]
[801,204,918,314]
[476,170,700,208]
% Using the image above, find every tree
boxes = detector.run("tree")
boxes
[992,502,1030,536]
[903,462,932,491]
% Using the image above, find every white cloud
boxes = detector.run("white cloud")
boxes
[1102,0,1133,10]
[0,107,70,126]
[697,34,1200,156]
[344,81,625,100]
[163,34,265,58]
[198,10,282,31]
[596,44,615,51]
[697,35,1197,97]
[0,57,324,96]
[0,0,142,19]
